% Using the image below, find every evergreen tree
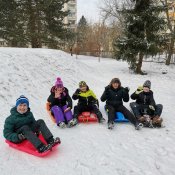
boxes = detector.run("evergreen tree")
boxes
[0,0,69,48]
[0,0,27,47]
[77,15,89,51]
[114,0,166,74]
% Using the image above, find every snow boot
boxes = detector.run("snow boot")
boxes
[67,118,78,128]
[135,122,143,130]
[152,116,163,128]
[108,122,115,130]
[138,116,146,123]
[38,144,52,153]
[48,137,61,147]
[58,122,66,128]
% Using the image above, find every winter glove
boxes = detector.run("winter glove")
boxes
[124,87,130,93]
[105,86,110,91]
[75,89,81,95]
[149,105,155,111]
[18,133,26,141]
[135,86,143,94]
[104,86,110,95]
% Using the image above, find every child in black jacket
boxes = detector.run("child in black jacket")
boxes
[130,80,163,127]
[47,77,77,128]
[101,78,142,130]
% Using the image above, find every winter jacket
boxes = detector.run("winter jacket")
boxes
[47,86,72,109]
[3,107,36,143]
[72,87,98,106]
[130,90,156,108]
[101,85,129,107]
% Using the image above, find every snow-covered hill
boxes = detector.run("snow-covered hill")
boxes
[0,47,175,175]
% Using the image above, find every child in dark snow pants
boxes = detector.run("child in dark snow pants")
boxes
[72,81,105,123]
[3,95,60,153]
[130,80,163,127]
[47,77,77,128]
[101,78,142,130]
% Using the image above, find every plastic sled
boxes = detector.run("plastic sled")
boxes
[5,134,59,157]
[115,112,129,122]
[78,112,98,123]
[105,106,129,122]
[46,102,56,123]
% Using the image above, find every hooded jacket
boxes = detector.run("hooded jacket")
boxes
[3,107,36,143]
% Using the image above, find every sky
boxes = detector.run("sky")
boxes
[77,0,100,23]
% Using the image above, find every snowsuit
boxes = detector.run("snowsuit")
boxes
[101,85,137,125]
[3,107,53,149]
[72,87,103,121]
[47,86,73,124]
[130,90,163,119]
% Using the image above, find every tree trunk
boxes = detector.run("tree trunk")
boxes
[166,38,174,65]
[36,0,42,48]
[10,40,18,47]
[136,52,144,74]
[28,0,41,48]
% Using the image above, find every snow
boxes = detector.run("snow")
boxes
[0,47,175,175]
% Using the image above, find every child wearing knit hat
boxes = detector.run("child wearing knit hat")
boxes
[47,77,77,128]
[130,80,163,128]
[3,95,61,153]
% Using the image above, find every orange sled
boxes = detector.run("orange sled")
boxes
[46,102,56,123]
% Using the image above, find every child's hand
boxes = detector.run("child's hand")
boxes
[75,89,80,95]
[64,107,71,113]
[55,90,61,98]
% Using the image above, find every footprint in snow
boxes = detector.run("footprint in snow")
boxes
[155,147,168,156]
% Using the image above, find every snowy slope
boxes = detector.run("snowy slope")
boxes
[0,47,175,175]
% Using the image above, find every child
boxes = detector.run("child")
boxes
[130,80,163,127]
[3,95,60,153]
[101,78,142,130]
[47,77,77,128]
[72,81,105,123]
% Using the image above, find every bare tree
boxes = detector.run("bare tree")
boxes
[161,0,175,65]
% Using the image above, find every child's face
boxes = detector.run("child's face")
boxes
[143,87,150,92]
[112,82,119,89]
[55,87,63,93]
[80,86,87,92]
[17,103,28,114]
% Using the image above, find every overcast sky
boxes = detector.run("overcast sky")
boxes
[77,0,100,23]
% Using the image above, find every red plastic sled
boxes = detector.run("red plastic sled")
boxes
[78,112,98,123]
[5,134,59,157]
[46,102,56,123]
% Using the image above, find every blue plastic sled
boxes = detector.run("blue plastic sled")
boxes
[115,112,129,122]
[105,106,129,122]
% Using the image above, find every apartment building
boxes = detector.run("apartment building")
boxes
[63,0,77,29]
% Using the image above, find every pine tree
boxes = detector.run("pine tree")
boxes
[77,15,89,51]
[114,0,166,74]
[0,0,69,48]
[0,0,27,47]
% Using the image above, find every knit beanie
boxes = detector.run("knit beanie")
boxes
[55,77,63,88]
[143,80,151,89]
[16,95,29,108]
